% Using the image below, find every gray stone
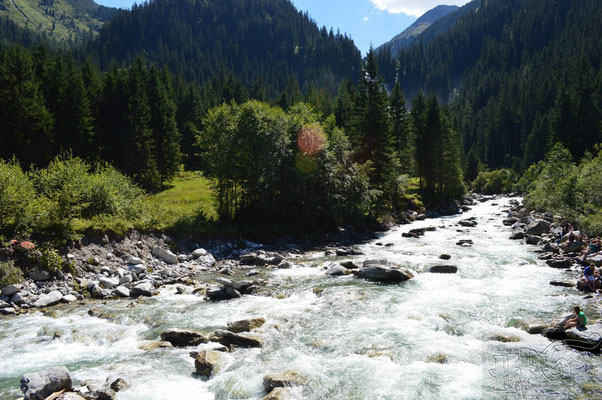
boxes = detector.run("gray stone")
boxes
[127,257,143,265]
[114,286,130,298]
[526,220,551,236]
[355,266,414,283]
[526,235,542,245]
[109,378,127,392]
[427,265,458,274]
[98,277,119,289]
[192,248,207,258]
[130,282,155,297]
[263,371,306,392]
[211,329,263,348]
[260,388,290,400]
[459,219,477,227]
[439,254,452,260]
[326,265,351,276]
[59,393,87,400]
[456,239,473,246]
[207,286,241,301]
[96,389,116,400]
[197,254,216,266]
[161,329,207,347]
[61,294,77,303]
[20,366,72,400]
[119,275,133,285]
[1,284,20,297]
[362,259,389,267]
[549,281,575,287]
[509,231,525,240]
[587,254,602,266]
[29,270,50,281]
[227,317,266,333]
[127,264,146,274]
[546,259,572,269]
[195,351,223,377]
[340,260,360,269]
[10,292,23,304]
[34,291,63,308]
[151,247,178,265]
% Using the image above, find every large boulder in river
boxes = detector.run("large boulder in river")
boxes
[195,351,223,377]
[509,231,525,240]
[151,247,178,264]
[261,388,290,400]
[211,329,263,348]
[20,366,72,400]
[427,265,458,274]
[326,264,351,276]
[543,325,602,354]
[526,220,550,236]
[130,282,156,297]
[355,265,414,283]
[546,258,572,269]
[526,235,542,245]
[161,329,208,347]
[34,291,63,308]
[228,317,266,333]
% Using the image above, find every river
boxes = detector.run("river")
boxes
[1,197,600,399]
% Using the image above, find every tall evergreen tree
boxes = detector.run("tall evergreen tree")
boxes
[0,46,53,166]
[390,80,413,174]
[411,90,427,187]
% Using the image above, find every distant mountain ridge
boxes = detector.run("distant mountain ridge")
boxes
[0,0,117,41]
[377,5,458,54]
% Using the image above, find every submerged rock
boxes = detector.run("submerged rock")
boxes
[326,264,351,276]
[20,366,72,400]
[261,388,290,400]
[160,329,207,347]
[427,265,458,274]
[355,266,414,283]
[456,239,473,246]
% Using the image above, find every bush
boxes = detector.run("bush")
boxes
[0,159,39,235]
[39,245,63,272]
[472,169,516,194]
[0,260,23,286]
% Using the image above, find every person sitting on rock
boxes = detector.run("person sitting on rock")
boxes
[562,222,574,236]
[581,264,597,292]
[562,232,576,249]
[563,306,587,330]
[581,240,600,262]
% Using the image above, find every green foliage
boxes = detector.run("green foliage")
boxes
[472,169,516,195]
[198,100,371,227]
[0,260,23,286]
[522,143,602,235]
[39,245,63,272]
[0,156,148,238]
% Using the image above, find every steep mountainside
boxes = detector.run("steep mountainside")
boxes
[378,0,602,172]
[0,0,117,41]
[83,0,362,96]
[376,5,458,54]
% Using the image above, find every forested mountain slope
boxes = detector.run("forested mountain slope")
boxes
[0,0,117,41]
[377,0,602,173]
[376,5,458,55]
[83,0,362,97]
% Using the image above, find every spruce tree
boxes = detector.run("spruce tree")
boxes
[390,81,413,174]
[411,90,427,188]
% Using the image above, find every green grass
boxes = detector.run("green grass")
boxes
[148,170,217,230]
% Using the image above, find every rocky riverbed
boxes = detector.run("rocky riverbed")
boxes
[1,196,601,399]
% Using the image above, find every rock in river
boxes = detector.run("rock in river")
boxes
[526,220,551,236]
[263,371,306,392]
[161,329,208,347]
[355,265,414,283]
[195,350,223,377]
[130,282,156,297]
[211,329,263,348]
[427,265,458,274]
[20,366,72,400]
[227,317,266,333]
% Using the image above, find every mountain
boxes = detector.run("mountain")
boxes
[376,5,458,54]
[84,0,362,97]
[0,0,117,41]
[377,0,602,173]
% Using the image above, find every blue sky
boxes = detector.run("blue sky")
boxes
[94,0,471,54]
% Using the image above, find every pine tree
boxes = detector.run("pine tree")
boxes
[390,80,413,174]
[334,78,357,133]
[424,94,443,192]
[0,46,53,167]
[411,90,427,187]
[147,65,182,185]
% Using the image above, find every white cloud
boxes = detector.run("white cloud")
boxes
[363,16,369,21]
[370,0,471,17]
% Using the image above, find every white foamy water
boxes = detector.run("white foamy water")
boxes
[1,198,600,399]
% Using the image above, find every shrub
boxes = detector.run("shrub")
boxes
[39,245,63,272]
[0,159,39,235]
[472,169,516,194]
[0,260,23,286]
